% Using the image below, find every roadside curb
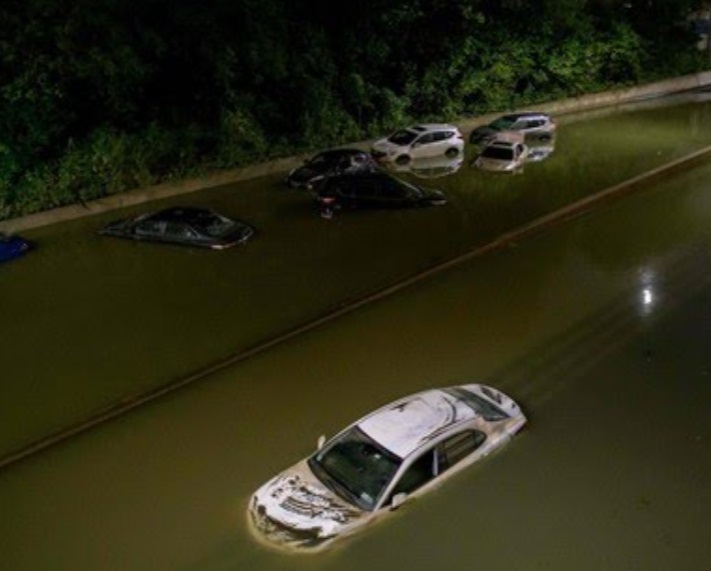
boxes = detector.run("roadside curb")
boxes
[2,71,711,234]
[3,143,710,470]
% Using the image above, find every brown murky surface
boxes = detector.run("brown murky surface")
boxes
[2,144,711,568]
[3,91,711,458]
[0,94,711,571]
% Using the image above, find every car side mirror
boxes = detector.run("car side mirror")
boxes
[317,435,326,450]
[391,492,408,510]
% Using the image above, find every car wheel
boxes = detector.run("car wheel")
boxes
[445,147,460,158]
[395,154,411,166]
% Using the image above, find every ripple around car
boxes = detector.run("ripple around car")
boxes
[248,383,526,553]
[285,148,377,190]
[370,124,464,165]
[98,207,255,250]
[315,170,446,219]
[0,232,31,263]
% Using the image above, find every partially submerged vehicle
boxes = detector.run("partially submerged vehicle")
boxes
[469,112,556,146]
[248,383,526,552]
[316,170,446,219]
[99,207,254,250]
[285,148,377,190]
[472,134,529,174]
[0,232,31,263]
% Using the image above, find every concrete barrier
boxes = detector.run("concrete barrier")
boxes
[2,70,711,235]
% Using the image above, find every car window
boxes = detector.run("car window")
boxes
[164,222,198,240]
[416,133,436,145]
[388,130,418,145]
[481,145,514,160]
[490,117,516,131]
[437,430,486,472]
[443,387,510,421]
[135,220,166,236]
[388,450,436,500]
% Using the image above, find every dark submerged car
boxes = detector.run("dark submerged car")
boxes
[285,148,377,190]
[316,171,446,219]
[99,207,255,249]
[0,232,31,263]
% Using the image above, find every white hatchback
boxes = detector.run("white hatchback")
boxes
[371,123,464,165]
[248,384,526,552]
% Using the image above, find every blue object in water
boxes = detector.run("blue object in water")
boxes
[0,232,31,263]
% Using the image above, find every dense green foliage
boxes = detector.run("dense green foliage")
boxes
[1,0,708,219]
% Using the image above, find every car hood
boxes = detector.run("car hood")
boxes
[248,460,365,551]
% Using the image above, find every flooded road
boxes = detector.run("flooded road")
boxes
[2,91,711,459]
[2,151,711,568]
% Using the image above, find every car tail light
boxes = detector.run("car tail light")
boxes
[320,197,336,205]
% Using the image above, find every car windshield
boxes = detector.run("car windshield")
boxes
[444,387,510,421]
[308,153,336,166]
[387,130,418,145]
[308,427,401,512]
[489,116,518,131]
[481,145,514,160]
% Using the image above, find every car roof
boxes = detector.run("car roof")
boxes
[357,388,479,458]
[147,207,221,225]
[411,123,459,132]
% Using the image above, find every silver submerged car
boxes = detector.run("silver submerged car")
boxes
[473,138,529,173]
[248,384,526,552]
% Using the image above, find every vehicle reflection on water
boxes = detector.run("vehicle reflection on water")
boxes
[384,153,464,179]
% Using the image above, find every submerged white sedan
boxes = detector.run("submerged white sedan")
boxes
[247,384,526,552]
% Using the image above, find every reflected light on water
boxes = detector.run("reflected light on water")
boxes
[638,267,656,317]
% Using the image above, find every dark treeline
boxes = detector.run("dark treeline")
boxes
[0,0,707,219]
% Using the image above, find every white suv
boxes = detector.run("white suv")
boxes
[371,123,464,165]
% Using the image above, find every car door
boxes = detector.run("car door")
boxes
[382,429,488,508]
[411,132,438,159]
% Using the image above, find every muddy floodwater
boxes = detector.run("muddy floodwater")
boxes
[2,137,711,567]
